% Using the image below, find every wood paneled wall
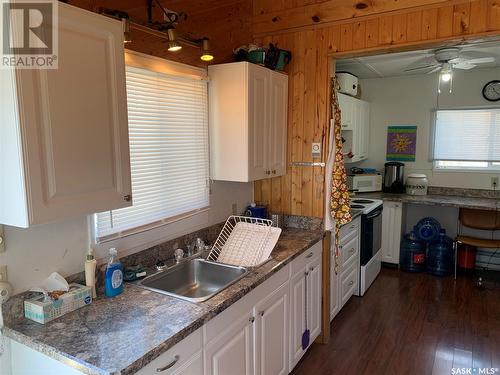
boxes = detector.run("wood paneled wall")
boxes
[67,0,252,67]
[254,0,500,218]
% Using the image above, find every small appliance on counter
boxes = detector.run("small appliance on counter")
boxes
[245,203,268,219]
[405,174,429,195]
[383,162,405,193]
[347,173,382,193]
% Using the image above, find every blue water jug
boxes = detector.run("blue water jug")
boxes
[427,229,453,276]
[400,229,426,273]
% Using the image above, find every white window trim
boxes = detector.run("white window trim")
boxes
[431,106,500,172]
[92,50,210,247]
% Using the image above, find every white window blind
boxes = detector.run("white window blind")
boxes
[433,108,500,162]
[95,65,209,242]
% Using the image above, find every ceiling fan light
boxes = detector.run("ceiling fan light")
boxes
[200,39,214,62]
[167,29,182,52]
[441,72,452,82]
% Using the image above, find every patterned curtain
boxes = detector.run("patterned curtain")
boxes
[330,76,352,274]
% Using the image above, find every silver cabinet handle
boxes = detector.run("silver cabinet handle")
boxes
[305,271,309,276]
[249,316,255,323]
[349,224,355,229]
[348,280,354,286]
[259,311,265,316]
[349,248,355,254]
[156,355,179,372]
[124,194,132,202]
[306,252,313,258]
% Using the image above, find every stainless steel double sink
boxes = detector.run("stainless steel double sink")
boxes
[136,259,247,303]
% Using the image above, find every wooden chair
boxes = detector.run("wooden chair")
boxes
[454,208,500,278]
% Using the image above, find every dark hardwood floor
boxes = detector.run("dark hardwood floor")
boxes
[293,268,500,375]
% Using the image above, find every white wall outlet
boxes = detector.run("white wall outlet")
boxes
[0,266,7,282]
[0,225,4,253]
[491,176,499,189]
[312,142,321,158]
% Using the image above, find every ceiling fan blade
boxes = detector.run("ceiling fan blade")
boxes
[453,62,476,70]
[466,57,495,64]
[404,64,440,72]
[427,66,442,74]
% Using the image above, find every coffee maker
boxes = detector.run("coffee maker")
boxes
[383,162,405,193]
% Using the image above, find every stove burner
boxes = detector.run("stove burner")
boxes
[352,199,374,204]
[350,204,365,209]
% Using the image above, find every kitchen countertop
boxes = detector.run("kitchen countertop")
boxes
[357,192,499,211]
[3,227,324,375]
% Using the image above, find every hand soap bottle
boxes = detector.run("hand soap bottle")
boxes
[104,247,124,298]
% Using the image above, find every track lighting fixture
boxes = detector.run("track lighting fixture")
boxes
[167,29,182,52]
[200,39,214,62]
[122,18,132,44]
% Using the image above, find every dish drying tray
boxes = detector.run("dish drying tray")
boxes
[207,216,281,268]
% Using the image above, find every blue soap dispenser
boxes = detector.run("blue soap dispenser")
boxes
[104,247,124,298]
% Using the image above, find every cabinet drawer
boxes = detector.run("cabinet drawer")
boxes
[340,234,358,269]
[135,329,202,375]
[291,241,322,274]
[339,218,360,242]
[340,262,358,308]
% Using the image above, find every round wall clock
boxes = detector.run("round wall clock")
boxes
[482,80,500,102]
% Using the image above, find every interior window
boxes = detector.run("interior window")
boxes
[433,108,500,171]
[94,65,210,242]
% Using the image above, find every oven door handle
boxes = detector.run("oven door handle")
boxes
[365,210,382,219]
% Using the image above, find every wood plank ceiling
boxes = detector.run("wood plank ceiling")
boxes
[67,0,252,67]
[253,0,500,218]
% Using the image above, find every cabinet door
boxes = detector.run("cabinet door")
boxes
[254,282,289,375]
[338,93,354,130]
[307,255,322,342]
[248,64,269,181]
[268,72,288,178]
[205,313,254,375]
[355,100,369,160]
[289,269,306,370]
[15,3,131,226]
[330,248,340,321]
[381,201,403,264]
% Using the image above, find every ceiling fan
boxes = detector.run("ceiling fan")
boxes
[404,47,495,74]
[404,47,496,92]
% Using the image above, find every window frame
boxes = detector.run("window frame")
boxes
[92,50,211,244]
[431,106,500,173]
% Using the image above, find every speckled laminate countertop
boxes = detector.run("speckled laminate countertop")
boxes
[357,192,499,211]
[3,227,324,375]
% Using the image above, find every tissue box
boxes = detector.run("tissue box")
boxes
[24,284,92,324]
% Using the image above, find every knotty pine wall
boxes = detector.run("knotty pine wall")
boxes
[253,0,500,218]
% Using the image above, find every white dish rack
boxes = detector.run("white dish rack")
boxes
[207,216,281,268]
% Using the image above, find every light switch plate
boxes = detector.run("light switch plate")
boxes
[0,225,4,253]
[312,143,321,158]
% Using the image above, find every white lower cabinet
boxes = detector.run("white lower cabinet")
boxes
[254,282,289,375]
[289,242,322,371]
[204,314,254,375]
[381,201,403,265]
[330,217,361,322]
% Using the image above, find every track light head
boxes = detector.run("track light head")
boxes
[200,38,214,62]
[167,28,182,52]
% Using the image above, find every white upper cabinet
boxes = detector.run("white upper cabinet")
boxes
[0,3,131,228]
[338,93,370,164]
[208,62,288,182]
